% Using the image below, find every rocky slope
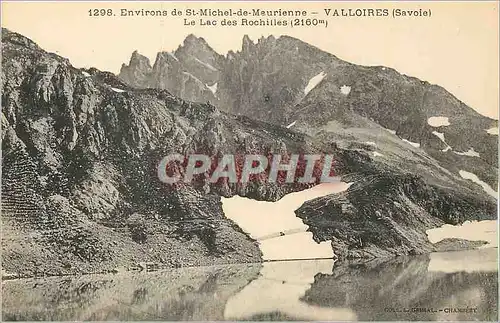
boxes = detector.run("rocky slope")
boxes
[119,34,498,190]
[1,29,304,277]
[1,29,497,277]
[296,172,495,259]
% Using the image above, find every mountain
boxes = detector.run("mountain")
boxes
[119,35,224,103]
[119,34,498,190]
[1,29,497,277]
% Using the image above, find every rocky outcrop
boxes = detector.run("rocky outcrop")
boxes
[296,172,496,259]
[1,29,281,277]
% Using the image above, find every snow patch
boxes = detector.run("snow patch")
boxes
[194,57,218,71]
[454,148,480,157]
[182,72,204,86]
[432,131,452,152]
[427,220,498,249]
[340,85,351,96]
[221,182,351,261]
[81,71,90,77]
[486,127,498,135]
[384,128,397,135]
[111,87,125,93]
[427,116,450,127]
[206,82,218,95]
[365,141,377,146]
[442,146,452,152]
[459,170,498,199]
[432,131,446,142]
[304,72,327,95]
[401,138,420,148]
[373,151,384,157]
[166,51,178,61]
[286,120,297,129]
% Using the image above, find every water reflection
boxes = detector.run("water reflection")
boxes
[302,248,498,322]
[2,249,497,321]
[2,263,261,321]
[224,259,357,321]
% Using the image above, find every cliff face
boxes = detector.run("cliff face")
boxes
[1,29,497,277]
[1,32,230,277]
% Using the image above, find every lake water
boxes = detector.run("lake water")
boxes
[2,248,498,321]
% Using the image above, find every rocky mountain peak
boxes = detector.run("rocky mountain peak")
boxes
[2,28,39,50]
[183,33,206,46]
[119,50,152,88]
[239,34,280,57]
[241,34,255,53]
[153,51,180,66]
[130,50,151,67]
[177,34,220,61]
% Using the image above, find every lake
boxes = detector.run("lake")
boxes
[2,248,497,321]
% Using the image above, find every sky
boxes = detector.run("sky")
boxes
[2,1,499,119]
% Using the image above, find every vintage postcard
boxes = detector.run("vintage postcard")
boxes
[1,1,498,321]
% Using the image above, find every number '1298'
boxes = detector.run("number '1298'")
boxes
[88,9,114,16]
